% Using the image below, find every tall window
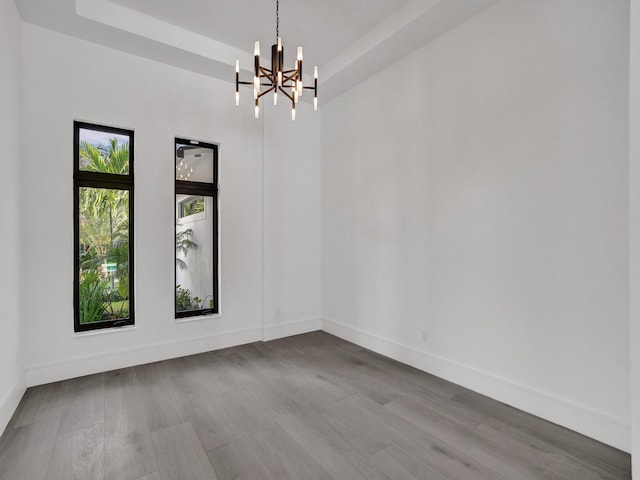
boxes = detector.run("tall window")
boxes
[175,138,219,318]
[74,122,134,332]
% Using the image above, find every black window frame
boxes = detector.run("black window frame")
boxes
[73,121,135,332]
[174,137,219,319]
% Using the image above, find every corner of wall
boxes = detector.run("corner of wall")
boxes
[0,374,26,438]
[629,0,640,475]
[262,317,322,342]
[0,0,26,440]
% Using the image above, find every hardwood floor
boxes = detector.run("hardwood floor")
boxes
[0,331,631,479]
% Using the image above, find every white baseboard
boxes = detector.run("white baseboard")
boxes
[20,315,628,451]
[263,317,322,341]
[24,317,323,388]
[0,374,26,438]
[25,326,263,387]
[322,317,631,453]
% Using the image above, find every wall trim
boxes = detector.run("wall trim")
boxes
[25,326,263,387]
[262,317,322,341]
[321,317,631,452]
[0,374,26,439]
[20,316,628,450]
[24,317,323,388]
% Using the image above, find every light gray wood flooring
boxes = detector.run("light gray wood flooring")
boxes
[0,331,631,479]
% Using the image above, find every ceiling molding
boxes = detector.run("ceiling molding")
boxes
[15,0,499,103]
[321,0,499,101]
[322,0,442,82]
[75,0,251,68]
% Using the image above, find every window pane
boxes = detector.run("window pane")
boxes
[79,187,130,324]
[176,195,215,313]
[79,128,130,174]
[179,196,205,218]
[175,142,214,183]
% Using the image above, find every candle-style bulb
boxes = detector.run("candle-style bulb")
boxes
[314,96,318,111]
[277,37,282,51]
[297,46,303,61]
[274,91,278,105]
[255,104,259,119]
[314,66,318,79]
[292,107,296,121]
[235,60,240,106]
[254,41,260,56]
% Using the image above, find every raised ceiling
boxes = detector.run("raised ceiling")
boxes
[109,0,412,67]
[14,0,499,101]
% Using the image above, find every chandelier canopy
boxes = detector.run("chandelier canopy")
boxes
[235,0,318,121]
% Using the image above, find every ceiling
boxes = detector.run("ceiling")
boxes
[109,0,412,67]
[14,0,499,101]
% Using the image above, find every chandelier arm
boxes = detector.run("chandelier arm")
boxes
[257,85,277,98]
[278,86,294,102]
[239,81,279,87]
[282,72,299,83]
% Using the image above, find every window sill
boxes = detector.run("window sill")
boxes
[175,313,221,324]
[73,325,137,338]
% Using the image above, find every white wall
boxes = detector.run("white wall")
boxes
[322,0,630,450]
[0,0,25,434]
[20,23,321,386]
[263,103,322,340]
[176,196,215,305]
[630,0,640,474]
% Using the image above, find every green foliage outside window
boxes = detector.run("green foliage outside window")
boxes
[78,139,130,324]
[180,197,204,217]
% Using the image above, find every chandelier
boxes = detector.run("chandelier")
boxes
[235,0,318,121]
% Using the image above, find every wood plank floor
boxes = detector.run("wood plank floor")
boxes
[0,331,631,480]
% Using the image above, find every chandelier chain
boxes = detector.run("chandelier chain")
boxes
[276,0,279,39]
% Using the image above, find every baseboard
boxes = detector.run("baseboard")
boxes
[0,374,26,438]
[322,317,631,452]
[262,317,322,341]
[25,326,263,387]
[24,317,323,387]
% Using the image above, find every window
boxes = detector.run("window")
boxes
[178,195,205,219]
[74,122,134,332]
[175,138,219,318]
